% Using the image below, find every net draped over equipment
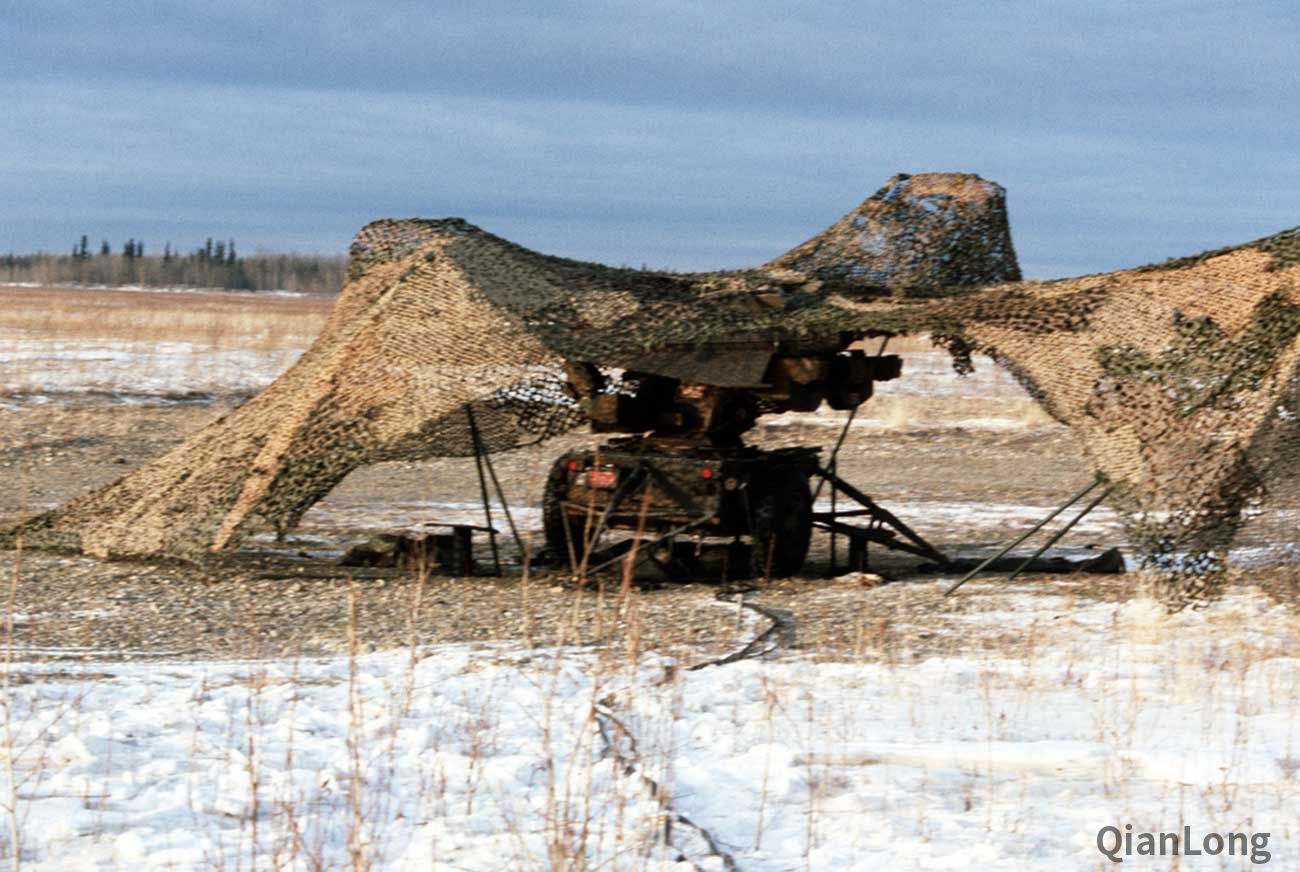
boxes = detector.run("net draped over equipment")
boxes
[10,173,1300,602]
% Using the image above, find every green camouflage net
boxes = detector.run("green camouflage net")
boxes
[10,172,1300,605]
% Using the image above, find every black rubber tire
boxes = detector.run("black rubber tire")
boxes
[748,469,813,578]
[541,456,583,566]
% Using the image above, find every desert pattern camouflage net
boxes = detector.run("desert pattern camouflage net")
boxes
[10,173,1300,603]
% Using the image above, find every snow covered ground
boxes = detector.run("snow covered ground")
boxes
[874,349,1028,400]
[8,587,1300,870]
[0,339,305,403]
[0,282,310,298]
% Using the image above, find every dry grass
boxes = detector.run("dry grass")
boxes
[0,287,331,352]
[0,286,333,400]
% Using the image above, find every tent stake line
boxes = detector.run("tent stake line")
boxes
[943,476,1104,596]
[1007,486,1114,581]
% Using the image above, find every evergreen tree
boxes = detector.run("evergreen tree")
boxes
[3,234,344,293]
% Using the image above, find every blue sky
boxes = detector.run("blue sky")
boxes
[4,1,1297,277]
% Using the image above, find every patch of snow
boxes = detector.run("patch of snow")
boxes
[0,339,304,401]
[0,281,312,297]
[851,497,1123,541]
[6,588,1300,869]
[875,350,1032,400]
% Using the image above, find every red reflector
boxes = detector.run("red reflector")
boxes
[566,459,579,471]
[587,469,618,489]
[700,467,714,479]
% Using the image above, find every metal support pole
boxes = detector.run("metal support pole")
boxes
[943,476,1102,596]
[466,407,501,575]
[816,405,858,576]
[815,335,888,574]
[1007,487,1114,581]
[812,404,858,506]
[829,454,839,573]
[465,406,524,563]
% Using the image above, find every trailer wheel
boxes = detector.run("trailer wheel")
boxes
[542,456,584,567]
[749,469,813,578]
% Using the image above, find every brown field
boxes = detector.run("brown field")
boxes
[0,284,331,349]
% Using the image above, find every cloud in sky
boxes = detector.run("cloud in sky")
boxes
[4,1,1298,277]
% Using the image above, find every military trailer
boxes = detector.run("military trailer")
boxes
[539,337,947,578]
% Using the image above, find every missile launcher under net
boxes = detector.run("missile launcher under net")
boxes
[8,172,1300,606]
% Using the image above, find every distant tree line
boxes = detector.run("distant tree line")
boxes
[2,236,346,294]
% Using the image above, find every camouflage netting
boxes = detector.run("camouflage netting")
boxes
[767,171,1021,288]
[8,172,1300,603]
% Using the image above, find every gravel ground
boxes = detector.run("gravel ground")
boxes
[9,398,1291,663]
[0,544,1164,664]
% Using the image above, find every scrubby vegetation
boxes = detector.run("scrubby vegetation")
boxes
[2,236,345,295]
